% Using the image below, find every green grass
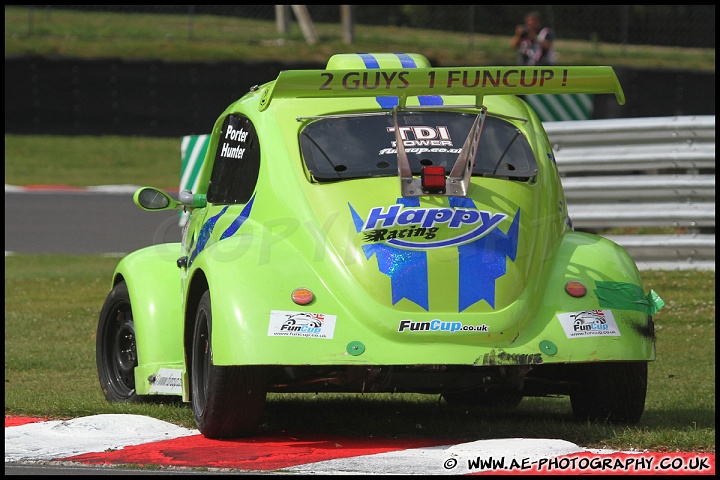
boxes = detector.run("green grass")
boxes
[4,6,715,72]
[4,255,715,452]
[3,4,715,455]
[4,135,180,188]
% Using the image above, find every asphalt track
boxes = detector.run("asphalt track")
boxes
[5,186,181,255]
[4,186,716,475]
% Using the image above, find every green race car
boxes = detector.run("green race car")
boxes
[96,52,664,439]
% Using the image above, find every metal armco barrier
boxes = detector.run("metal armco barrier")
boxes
[546,115,715,271]
[179,116,715,271]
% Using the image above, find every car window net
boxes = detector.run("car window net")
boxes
[299,112,537,182]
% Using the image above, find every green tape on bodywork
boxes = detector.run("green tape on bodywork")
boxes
[595,282,665,316]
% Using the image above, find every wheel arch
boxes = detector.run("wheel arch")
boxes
[523,231,656,363]
[112,244,185,373]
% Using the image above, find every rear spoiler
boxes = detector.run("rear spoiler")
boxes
[258,66,625,111]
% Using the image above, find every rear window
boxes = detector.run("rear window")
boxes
[299,112,537,182]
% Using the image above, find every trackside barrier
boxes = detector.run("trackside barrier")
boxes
[179,116,715,271]
[546,115,715,271]
[179,134,210,226]
[523,93,593,122]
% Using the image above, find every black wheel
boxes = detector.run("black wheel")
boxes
[96,281,139,402]
[190,291,268,439]
[443,389,523,408]
[570,361,648,424]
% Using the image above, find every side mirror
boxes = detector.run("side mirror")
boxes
[133,187,181,211]
[178,189,207,208]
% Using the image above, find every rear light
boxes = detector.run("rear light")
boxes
[291,287,314,305]
[565,280,587,298]
[421,165,446,194]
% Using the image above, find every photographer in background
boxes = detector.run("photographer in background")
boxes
[510,11,557,66]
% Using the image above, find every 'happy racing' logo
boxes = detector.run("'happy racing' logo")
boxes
[360,203,506,249]
[349,197,520,311]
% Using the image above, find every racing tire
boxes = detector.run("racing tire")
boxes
[191,290,268,439]
[570,361,648,424]
[96,281,139,402]
[442,390,523,408]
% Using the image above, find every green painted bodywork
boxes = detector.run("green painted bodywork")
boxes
[108,53,661,398]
